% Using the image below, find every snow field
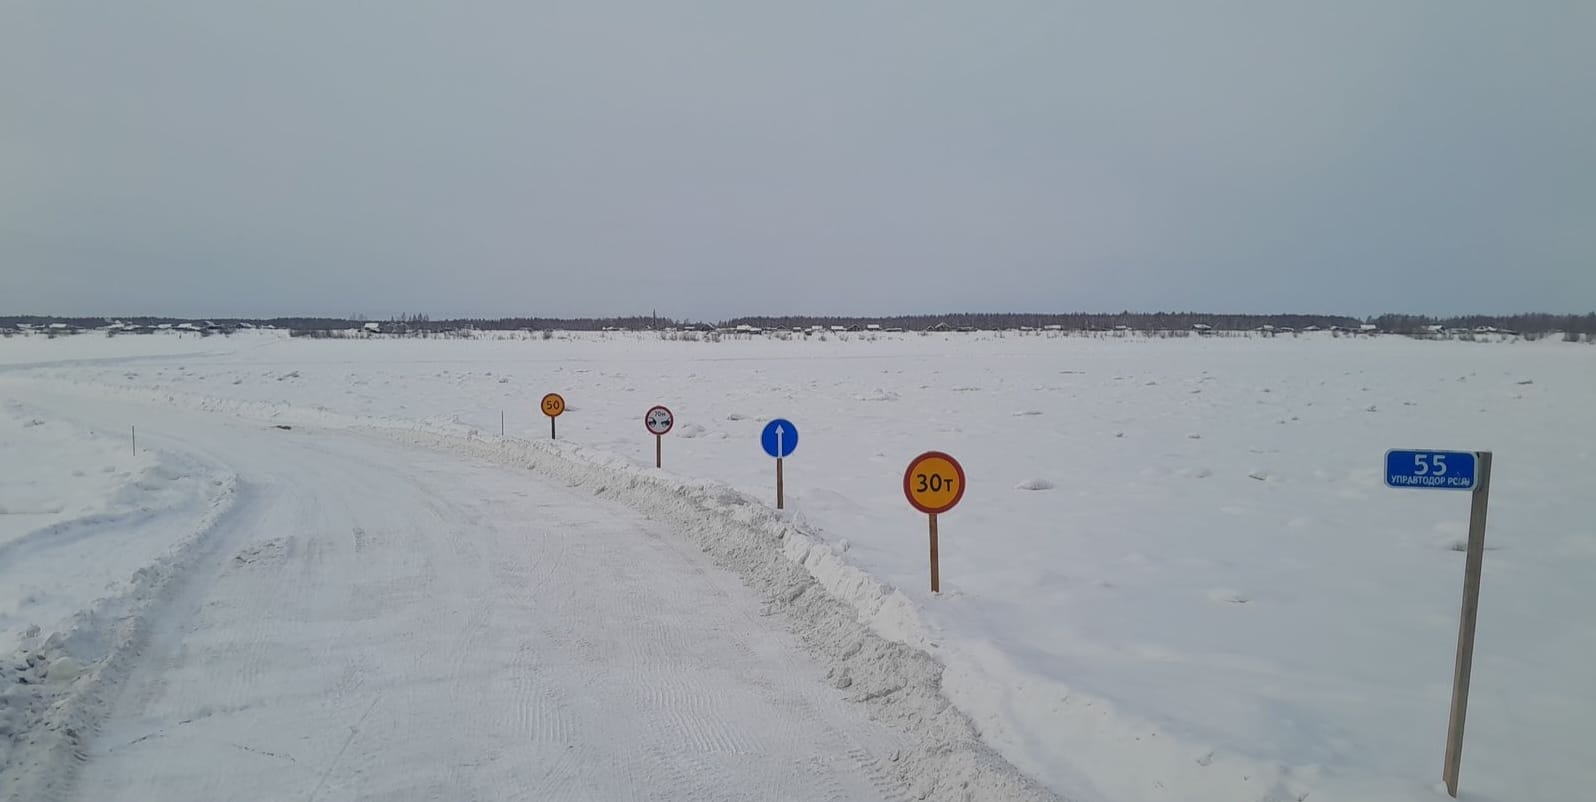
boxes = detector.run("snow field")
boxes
[0,399,236,652]
[3,331,1592,801]
[0,396,237,801]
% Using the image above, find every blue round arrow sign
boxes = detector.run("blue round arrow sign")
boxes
[761,419,798,458]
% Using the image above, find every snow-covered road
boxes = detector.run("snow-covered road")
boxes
[35,392,911,802]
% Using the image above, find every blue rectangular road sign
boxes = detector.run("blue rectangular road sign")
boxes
[1385,449,1478,491]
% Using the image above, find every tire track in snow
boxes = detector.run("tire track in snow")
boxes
[847,746,915,802]
[505,641,575,743]
[638,742,738,802]
[303,692,380,802]
[521,746,588,802]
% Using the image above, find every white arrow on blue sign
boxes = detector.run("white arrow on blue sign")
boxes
[761,419,798,458]
[1385,449,1477,491]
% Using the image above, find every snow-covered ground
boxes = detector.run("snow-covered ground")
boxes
[1,330,1590,801]
[0,399,231,655]
[19,390,964,802]
[0,392,236,800]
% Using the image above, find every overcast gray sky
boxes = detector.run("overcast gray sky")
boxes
[3,2,1592,320]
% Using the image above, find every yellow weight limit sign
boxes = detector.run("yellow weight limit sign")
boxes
[903,451,966,592]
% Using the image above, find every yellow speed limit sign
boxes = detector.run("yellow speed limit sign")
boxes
[540,393,566,440]
[541,393,566,417]
[904,451,965,514]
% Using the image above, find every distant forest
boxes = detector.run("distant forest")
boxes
[722,312,1596,335]
[3,312,1594,335]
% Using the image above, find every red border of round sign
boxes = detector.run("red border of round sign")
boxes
[903,451,966,514]
[541,393,565,417]
[645,405,674,435]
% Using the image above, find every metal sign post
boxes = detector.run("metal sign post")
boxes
[761,419,799,510]
[541,393,565,440]
[645,406,674,468]
[1442,452,1492,798]
[904,451,966,594]
[1385,448,1493,798]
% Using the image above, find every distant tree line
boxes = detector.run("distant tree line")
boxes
[4,311,1594,335]
[726,312,1596,334]
[1369,312,1596,335]
[720,312,1373,331]
[0,315,681,332]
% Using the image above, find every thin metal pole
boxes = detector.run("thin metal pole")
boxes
[929,513,940,593]
[1443,451,1492,797]
[550,417,556,440]
[776,457,784,509]
[655,434,662,468]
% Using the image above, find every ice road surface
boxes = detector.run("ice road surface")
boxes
[1,330,1591,802]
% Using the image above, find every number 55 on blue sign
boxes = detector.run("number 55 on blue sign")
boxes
[1385,449,1478,491]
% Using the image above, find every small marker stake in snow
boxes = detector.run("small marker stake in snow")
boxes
[761,419,798,509]
[904,451,965,593]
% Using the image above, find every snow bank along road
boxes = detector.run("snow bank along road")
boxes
[4,387,1052,802]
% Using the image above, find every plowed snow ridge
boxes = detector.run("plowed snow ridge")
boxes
[377,426,1060,802]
